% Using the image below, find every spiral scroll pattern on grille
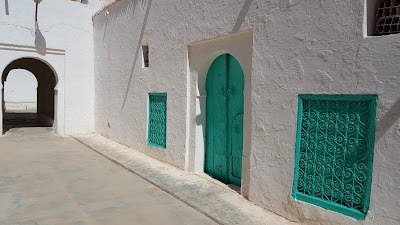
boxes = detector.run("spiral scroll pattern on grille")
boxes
[296,98,374,215]
[148,94,167,148]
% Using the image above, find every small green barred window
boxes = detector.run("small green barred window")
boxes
[292,94,378,220]
[148,93,167,149]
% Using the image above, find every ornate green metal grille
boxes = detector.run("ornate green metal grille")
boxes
[293,95,377,220]
[148,93,167,149]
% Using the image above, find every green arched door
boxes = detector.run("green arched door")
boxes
[205,54,244,186]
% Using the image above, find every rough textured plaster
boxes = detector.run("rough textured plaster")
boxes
[93,0,400,224]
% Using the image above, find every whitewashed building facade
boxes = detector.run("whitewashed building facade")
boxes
[2,0,400,224]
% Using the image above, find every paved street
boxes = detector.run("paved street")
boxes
[0,128,217,225]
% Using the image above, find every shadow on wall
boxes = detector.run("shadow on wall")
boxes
[231,0,253,34]
[98,0,150,40]
[35,23,46,56]
[117,0,152,110]
[98,0,152,110]
[376,98,400,141]
[4,0,9,15]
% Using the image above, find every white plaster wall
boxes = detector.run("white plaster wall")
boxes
[4,69,37,111]
[93,0,400,224]
[93,0,187,169]
[0,0,108,134]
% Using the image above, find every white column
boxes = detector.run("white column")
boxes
[0,83,3,136]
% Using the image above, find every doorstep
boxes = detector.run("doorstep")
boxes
[72,133,297,225]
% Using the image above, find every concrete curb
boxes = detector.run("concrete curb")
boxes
[72,133,296,225]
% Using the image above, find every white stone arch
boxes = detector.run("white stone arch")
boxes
[2,56,60,85]
[0,48,65,135]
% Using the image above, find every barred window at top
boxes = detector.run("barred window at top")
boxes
[375,0,400,35]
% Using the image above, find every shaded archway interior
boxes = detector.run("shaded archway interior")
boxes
[2,58,56,134]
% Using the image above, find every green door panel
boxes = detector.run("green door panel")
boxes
[205,54,244,186]
[229,113,243,186]
[205,54,228,183]
[227,55,244,186]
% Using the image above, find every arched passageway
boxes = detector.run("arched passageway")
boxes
[1,58,56,134]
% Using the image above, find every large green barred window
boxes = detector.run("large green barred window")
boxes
[292,95,378,219]
[148,93,167,149]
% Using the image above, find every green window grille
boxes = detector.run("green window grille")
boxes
[292,94,378,220]
[148,93,167,149]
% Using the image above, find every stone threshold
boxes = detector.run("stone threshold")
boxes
[72,133,297,225]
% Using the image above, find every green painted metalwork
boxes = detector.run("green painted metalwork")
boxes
[148,93,167,149]
[205,54,244,187]
[292,94,378,220]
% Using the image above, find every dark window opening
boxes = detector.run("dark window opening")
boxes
[142,45,149,68]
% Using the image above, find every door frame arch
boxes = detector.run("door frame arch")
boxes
[0,49,65,135]
[187,30,253,196]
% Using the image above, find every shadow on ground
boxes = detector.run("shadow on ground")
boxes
[2,112,51,134]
